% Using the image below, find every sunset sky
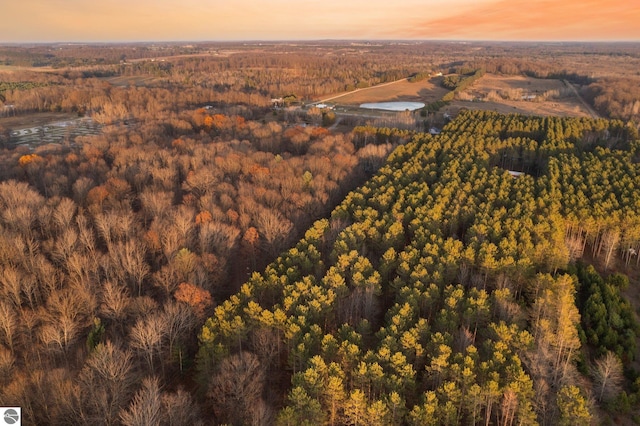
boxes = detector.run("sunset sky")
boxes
[1,0,639,42]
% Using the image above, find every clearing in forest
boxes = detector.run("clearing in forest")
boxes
[103,75,166,87]
[448,73,593,118]
[324,77,449,106]
[0,112,77,129]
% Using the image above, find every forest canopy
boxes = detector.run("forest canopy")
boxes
[0,41,639,425]
[199,110,640,425]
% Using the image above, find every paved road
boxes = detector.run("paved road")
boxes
[563,80,600,119]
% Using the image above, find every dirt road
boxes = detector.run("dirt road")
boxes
[563,80,600,119]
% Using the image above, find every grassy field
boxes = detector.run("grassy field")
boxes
[320,73,591,118]
[103,75,166,87]
[471,73,565,93]
[448,99,591,118]
[0,112,77,129]
[448,74,593,118]
[323,78,449,105]
[0,65,56,73]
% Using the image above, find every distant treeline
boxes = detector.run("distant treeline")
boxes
[465,56,640,122]
[0,81,49,94]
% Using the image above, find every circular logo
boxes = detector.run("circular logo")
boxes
[4,409,19,425]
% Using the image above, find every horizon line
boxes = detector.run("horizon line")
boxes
[2,38,640,45]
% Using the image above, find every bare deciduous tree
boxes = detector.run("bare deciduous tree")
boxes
[209,351,266,425]
[76,214,96,254]
[41,287,93,358]
[78,341,137,425]
[100,281,131,328]
[52,228,78,264]
[173,205,195,249]
[140,190,173,222]
[53,197,77,234]
[593,352,623,402]
[161,301,196,371]
[161,389,204,426]
[72,177,95,206]
[255,208,294,257]
[0,345,14,384]
[0,301,16,353]
[108,240,150,297]
[66,251,99,290]
[160,225,182,261]
[250,327,282,372]
[198,220,240,257]
[130,314,167,372]
[120,376,163,426]
[0,265,24,307]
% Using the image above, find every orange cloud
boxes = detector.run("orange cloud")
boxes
[407,0,640,40]
[1,0,638,42]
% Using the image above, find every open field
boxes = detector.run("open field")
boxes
[0,64,56,72]
[0,112,77,129]
[448,73,593,118]
[9,117,101,149]
[103,75,167,87]
[471,73,566,93]
[448,98,592,118]
[322,77,449,105]
[2,115,101,149]
[319,73,592,118]
[447,99,590,117]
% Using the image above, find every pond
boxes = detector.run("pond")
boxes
[359,102,425,111]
